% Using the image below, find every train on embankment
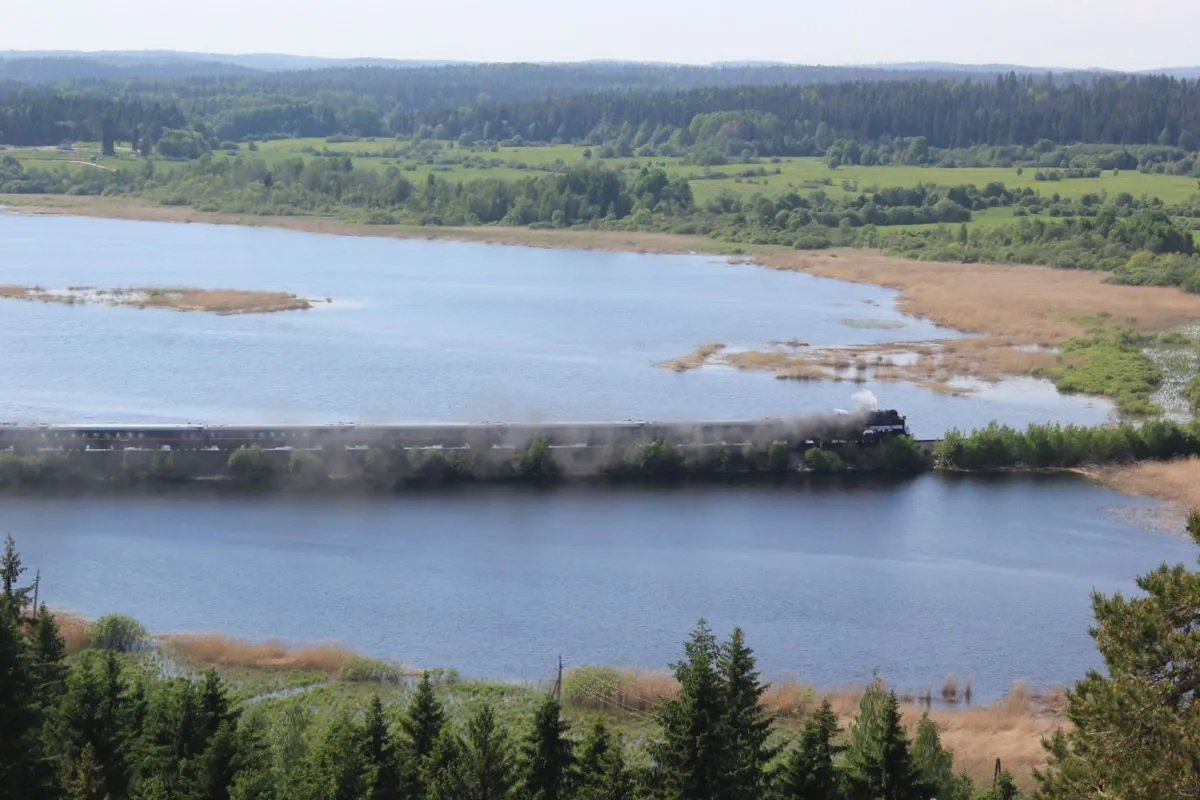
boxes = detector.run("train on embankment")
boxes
[0,409,913,453]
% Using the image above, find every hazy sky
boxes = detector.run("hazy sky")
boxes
[2,0,1195,71]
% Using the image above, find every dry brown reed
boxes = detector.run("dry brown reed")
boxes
[1098,456,1200,509]
[0,283,311,315]
[161,633,353,675]
[659,342,726,372]
[55,611,92,655]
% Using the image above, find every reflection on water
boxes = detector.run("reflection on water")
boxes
[8,474,1192,698]
[0,214,1108,435]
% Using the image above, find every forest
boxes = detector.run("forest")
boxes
[2,530,1198,800]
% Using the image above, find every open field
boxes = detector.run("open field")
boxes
[9,139,1199,210]
[0,280,312,314]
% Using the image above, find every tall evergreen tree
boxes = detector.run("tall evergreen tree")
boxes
[425,727,469,800]
[53,651,137,800]
[0,605,38,800]
[229,712,275,800]
[720,627,775,800]
[576,721,632,800]
[842,680,924,800]
[309,713,368,800]
[771,700,843,800]
[403,672,446,761]
[29,604,68,706]
[520,694,575,800]
[1,534,32,618]
[361,695,406,800]
[651,619,732,800]
[1035,523,1200,799]
[463,704,514,800]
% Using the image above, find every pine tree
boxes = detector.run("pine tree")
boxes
[425,727,469,800]
[911,714,974,800]
[362,695,406,800]
[229,712,275,800]
[463,704,514,800]
[1035,525,1200,799]
[29,604,68,706]
[577,721,632,800]
[720,627,775,800]
[1,534,32,619]
[772,700,842,800]
[403,672,446,761]
[310,714,368,800]
[521,694,575,800]
[651,619,732,800]
[0,606,38,800]
[53,651,136,800]
[842,680,924,800]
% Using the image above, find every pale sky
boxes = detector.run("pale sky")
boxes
[2,0,1196,71]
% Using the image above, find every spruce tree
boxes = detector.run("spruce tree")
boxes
[720,627,774,800]
[229,712,275,800]
[0,534,32,619]
[772,700,842,800]
[403,672,446,761]
[521,694,575,800]
[310,714,368,800]
[62,743,107,800]
[362,695,406,800]
[576,721,632,800]
[29,604,68,706]
[842,680,923,800]
[425,727,469,800]
[651,619,731,800]
[0,605,38,799]
[463,704,514,800]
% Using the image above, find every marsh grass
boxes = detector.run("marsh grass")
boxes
[162,633,354,674]
[0,282,311,315]
[1098,456,1200,508]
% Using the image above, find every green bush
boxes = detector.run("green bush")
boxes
[227,445,275,486]
[867,436,926,472]
[89,614,148,652]
[804,447,845,473]
[561,665,623,709]
[339,655,403,683]
[511,438,561,481]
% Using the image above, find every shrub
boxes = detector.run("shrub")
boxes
[804,447,845,473]
[512,438,561,481]
[227,445,275,486]
[339,655,404,683]
[89,614,148,652]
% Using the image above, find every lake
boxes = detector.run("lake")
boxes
[7,474,1192,698]
[0,213,1108,436]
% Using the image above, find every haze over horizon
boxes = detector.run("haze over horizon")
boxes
[2,0,1196,73]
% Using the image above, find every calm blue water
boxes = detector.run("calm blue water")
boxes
[0,213,1108,436]
[6,475,1192,697]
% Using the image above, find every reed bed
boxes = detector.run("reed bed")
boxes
[0,283,311,315]
[55,611,92,655]
[1098,456,1200,509]
[659,342,726,372]
[161,633,354,675]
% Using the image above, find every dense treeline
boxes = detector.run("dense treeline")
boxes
[0,89,184,149]
[933,419,1200,470]
[3,71,1199,151]
[4,521,1199,800]
[390,75,1200,153]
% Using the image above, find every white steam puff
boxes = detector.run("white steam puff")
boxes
[852,390,879,411]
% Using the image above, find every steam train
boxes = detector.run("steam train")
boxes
[0,411,909,453]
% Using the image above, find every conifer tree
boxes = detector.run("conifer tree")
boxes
[576,721,632,800]
[29,604,68,706]
[62,743,107,800]
[1035,522,1200,799]
[53,650,136,800]
[772,699,843,800]
[309,713,369,800]
[403,672,446,761]
[463,704,514,800]
[1,534,32,618]
[362,695,406,800]
[229,712,275,800]
[720,627,775,800]
[842,680,923,800]
[425,727,469,800]
[0,604,38,799]
[521,694,575,800]
[651,619,732,800]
